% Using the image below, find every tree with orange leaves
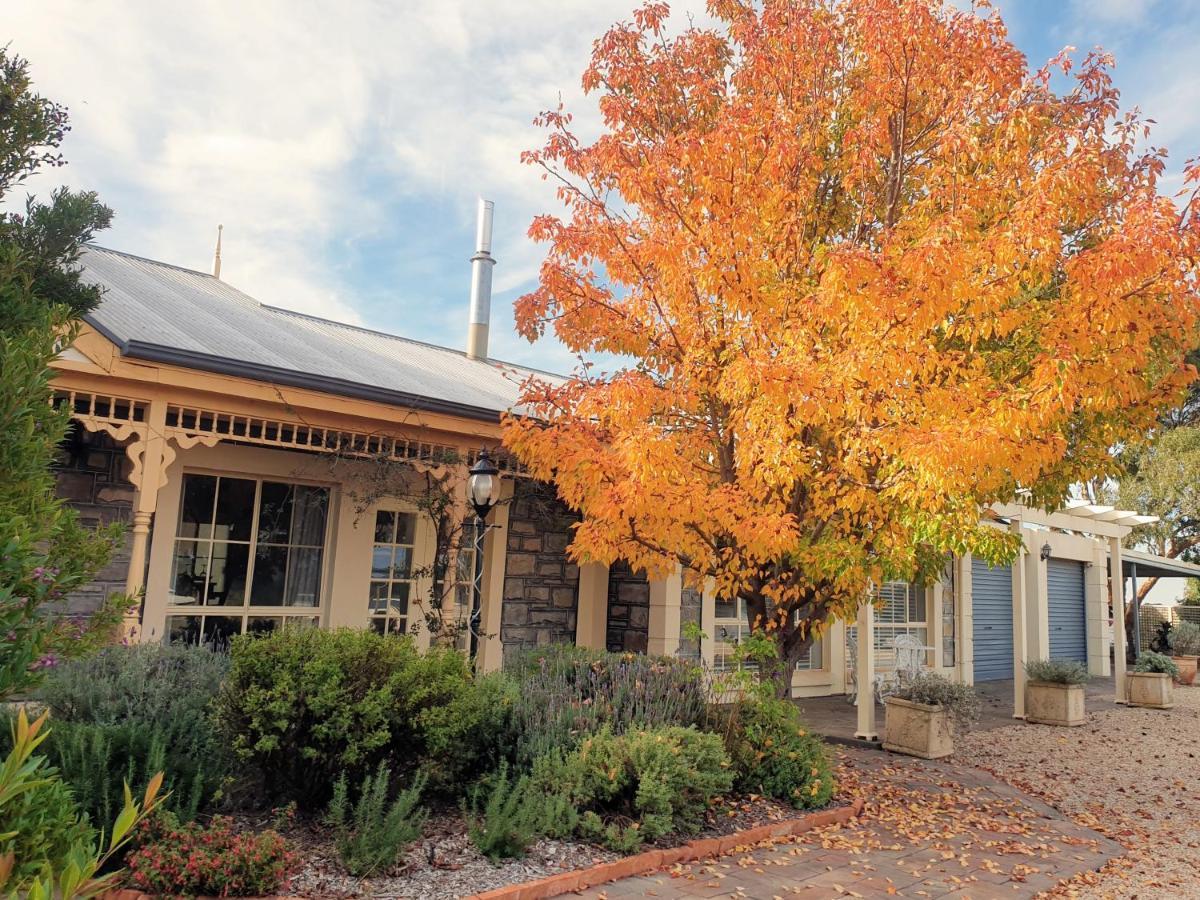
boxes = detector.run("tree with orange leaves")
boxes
[504,0,1200,692]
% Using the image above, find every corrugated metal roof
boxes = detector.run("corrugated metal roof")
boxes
[78,246,553,421]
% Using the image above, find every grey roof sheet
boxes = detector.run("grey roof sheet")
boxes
[79,246,553,421]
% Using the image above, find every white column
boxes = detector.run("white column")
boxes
[1110,536,1128,703]
[700,578,717,669]
[647,566,683,656]
[855,600,878,740]
[1011,518,1028,719]
[124,399,169,639]
[959,553,974,685]
[574,562,609,649]
[477,480,513,672]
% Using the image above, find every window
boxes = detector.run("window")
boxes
[713,597,822,672]
[165,473,328,643]
[368,510,417,636]
[861,580,928,668]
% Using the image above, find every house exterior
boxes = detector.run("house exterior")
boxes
[51,242,1147,728]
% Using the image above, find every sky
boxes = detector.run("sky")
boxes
[7,0,1200,374]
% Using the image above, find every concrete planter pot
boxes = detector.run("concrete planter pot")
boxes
[1127,672,1175,709]
[882,696,954,759]
[1025,681,1086,727]
[1170,656,1198,685]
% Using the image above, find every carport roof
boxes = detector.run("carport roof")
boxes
[1113,548,1200,580]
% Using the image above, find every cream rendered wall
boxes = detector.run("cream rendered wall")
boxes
[1019,528,1105,673]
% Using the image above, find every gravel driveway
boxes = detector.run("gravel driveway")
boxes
[956,683,1200,898]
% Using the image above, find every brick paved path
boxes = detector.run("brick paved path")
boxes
[575,749,1121,899]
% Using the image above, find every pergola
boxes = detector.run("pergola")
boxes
[852,502,1158,741]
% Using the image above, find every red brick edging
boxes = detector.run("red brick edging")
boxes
[103,800,864,900]
[466,798,866,900]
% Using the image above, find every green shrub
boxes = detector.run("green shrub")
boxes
[506,646,707,766]
[327,765,427,876]
[27,642,229,825]
[717,697,834,809]
[537,725,733,852]
[0,748,94,886]
[465,762,546,862]
[416,669,517,791]
[0,709,166,900]
[216,628,491,805]
[1024,658,1090,685]
[1134,651,1180,677]
[125,814,295,898]
[1167,621,1200,656]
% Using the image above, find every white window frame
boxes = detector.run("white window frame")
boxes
[163,471,333,643]
[712,597,823,672]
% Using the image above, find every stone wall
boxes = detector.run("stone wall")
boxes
[501,479,580,660]
[605,560,649,653]
[53,428,136,615]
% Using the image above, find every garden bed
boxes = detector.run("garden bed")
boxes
[264,793,817,899]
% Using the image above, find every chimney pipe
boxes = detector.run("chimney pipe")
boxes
[212,224,223,279]
[466,198,495,360]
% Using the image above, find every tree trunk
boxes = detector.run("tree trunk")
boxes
[741,590,821,700]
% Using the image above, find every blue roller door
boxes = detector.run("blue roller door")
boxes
[972,559,1014,681]
[1047,559,1087,663]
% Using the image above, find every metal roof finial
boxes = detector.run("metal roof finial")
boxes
[212,224,223,279]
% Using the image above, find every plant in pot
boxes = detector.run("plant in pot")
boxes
[1023,659,1089,726]
[1166,621,1200,685]
[1128,652,1179,709]
[883,673,980,759]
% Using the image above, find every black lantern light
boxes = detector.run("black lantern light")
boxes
[467,449,501,520]
[1040,542,1052,562]
[466,449,502,659]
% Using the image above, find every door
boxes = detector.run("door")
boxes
[1047,558,1088,663]
[972,558,1014,681]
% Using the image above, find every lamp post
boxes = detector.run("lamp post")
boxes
[466,449,501,659]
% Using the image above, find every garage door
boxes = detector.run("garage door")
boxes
[1047,558,1088,663]
[972,559,1014,681]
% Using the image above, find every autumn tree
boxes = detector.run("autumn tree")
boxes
[504,0,1200,691]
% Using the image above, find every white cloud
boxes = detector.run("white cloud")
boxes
[8,0,1195,373]
[5,0,712,366]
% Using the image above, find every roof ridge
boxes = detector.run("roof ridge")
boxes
[86,244,214,278]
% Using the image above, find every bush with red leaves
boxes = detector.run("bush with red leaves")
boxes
[125,814,295,897]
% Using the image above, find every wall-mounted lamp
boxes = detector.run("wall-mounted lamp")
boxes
[1040,542,1052,562]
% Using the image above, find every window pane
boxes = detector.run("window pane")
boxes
[170,541,208,604]
[246,616,282,636]
[165,615,201,644]
[369,581,389,613]
[391,547,412,579]
[213,477,256,542]
[369,617,387,635]
[371,547,393,580]
[178,475,217,539]
[292,486,327,546]
[395,513,416,545]
[389,581,410,616]
[285,547,322,607]
[374,510,395,543]
[251,545,289,605]
[909,586,926,622]
[257,481,294,544]
[715,597,736,619]
[203,615,242,648]
[207,541,249,606]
